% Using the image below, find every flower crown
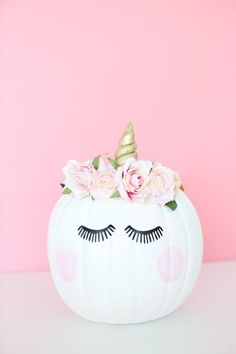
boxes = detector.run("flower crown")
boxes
[61,123,183,211]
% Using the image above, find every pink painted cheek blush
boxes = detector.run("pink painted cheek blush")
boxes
[159,246,185,281]
[56,248,78,282]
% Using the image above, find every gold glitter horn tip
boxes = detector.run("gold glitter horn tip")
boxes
[115,122,137,166]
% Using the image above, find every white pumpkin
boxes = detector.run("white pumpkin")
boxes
[48,190,203,324]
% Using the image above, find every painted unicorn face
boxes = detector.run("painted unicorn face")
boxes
[48,192,202,324]
[48,122,202,324]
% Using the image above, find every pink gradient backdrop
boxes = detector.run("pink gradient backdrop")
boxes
[0,0,236,272]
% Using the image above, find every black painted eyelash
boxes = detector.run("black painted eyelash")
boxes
[78,224,116,242]
[124,225,163,244]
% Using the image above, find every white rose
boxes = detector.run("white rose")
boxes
[62,160,94,197]
[149,163,176,205]
[90,169,117,198]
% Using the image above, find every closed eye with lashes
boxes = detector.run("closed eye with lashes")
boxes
[78,224,116,242]
[124,225,163,244]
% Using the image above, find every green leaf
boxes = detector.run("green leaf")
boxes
[165,200,177,210]
[108,157,118,170]
[111,190,121,198]
[92,155,100,170]
[62,187,72,195]
[60,183,65,188]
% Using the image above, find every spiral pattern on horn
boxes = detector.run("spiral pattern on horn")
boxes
[115,122,137,166]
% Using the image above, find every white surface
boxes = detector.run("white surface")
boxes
[0,262,236,354]
[48,192,202,323]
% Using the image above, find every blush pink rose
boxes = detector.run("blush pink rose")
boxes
[90,169,117,198]
[115,158,152,202]
[149,163,176,205]
[62,160,95,197]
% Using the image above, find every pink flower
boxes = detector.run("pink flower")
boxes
[90,169,117,198]
[149,163,176,205]
[62,160,95,197]
[115,158,152,202]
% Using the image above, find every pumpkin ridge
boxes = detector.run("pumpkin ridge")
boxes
[167,195,191,314]
[154,204,170,318]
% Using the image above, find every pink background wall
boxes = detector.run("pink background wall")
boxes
[1,0,236,272]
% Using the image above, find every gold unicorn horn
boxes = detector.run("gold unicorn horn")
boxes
[115,122,137,166]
